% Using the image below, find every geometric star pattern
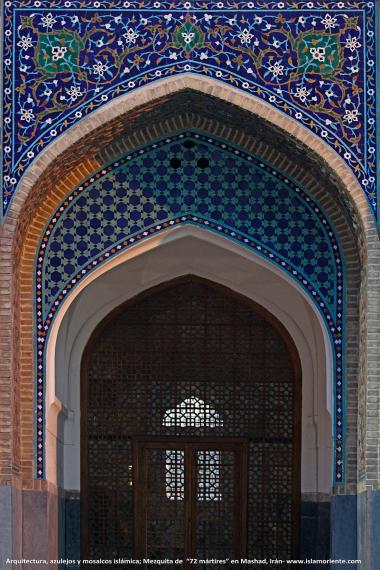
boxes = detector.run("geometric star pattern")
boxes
[42,135,337,317]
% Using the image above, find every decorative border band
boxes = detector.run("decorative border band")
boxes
[1,1,377,220]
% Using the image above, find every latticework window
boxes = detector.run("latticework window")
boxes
[164,398,223,501]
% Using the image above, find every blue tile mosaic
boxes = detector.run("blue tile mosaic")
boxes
[35,132,345,482]
[1,1,377,219]
[42,137,337,317]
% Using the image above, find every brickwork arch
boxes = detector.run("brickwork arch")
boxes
[1,77,378,502]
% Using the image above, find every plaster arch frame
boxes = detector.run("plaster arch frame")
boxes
[47,225,334,498]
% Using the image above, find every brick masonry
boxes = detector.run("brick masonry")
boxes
[0,76,379,563]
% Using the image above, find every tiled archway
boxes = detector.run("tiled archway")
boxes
[2,81,375,568]
[36,131,345,481]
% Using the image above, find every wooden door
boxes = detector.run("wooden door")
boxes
[133,439,248,564]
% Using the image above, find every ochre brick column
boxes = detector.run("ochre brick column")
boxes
[17,159,102,489]
[0,220,14,483]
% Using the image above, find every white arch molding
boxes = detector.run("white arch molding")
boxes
[45,225,334,498]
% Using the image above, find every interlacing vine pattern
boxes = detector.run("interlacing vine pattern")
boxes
[1,0,377,217]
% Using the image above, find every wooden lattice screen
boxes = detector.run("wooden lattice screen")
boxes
[81,277,301,567]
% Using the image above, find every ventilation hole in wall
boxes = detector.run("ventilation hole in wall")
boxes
[170,157,182,169]
[197,158,209,169]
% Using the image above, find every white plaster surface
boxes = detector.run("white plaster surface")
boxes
[48,226,333,494]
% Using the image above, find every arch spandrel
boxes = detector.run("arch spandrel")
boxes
[36,131,345,482]
[2,1,377,222]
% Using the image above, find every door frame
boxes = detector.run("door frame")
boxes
[132,436,249,561]
[80,276,302,560]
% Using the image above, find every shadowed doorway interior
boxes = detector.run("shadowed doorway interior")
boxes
[81,276,301,567]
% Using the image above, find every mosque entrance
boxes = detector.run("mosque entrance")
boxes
[81,277,301,565]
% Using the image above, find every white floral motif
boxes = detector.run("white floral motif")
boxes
[17,36,33,50]
[52,45,67,61]
[294,86,311,103]
[268,61,284,78]
[321,14,337,30]
[20,109,35,123]
[310,47,325,62]
[345,36,362,53]
[344,109,360,124]
[349,65,359,74]
[238,29,254,45]
[66,85,82,101]
[123,28,138,45]
[92,61,108,78]
[41,12,57,29]
[181,32,195,45]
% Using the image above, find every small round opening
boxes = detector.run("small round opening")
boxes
[170,157,182,169]
[197,158,209,169]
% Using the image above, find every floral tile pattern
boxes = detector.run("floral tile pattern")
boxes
[1,0,377,218]
[35,132,345,482]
